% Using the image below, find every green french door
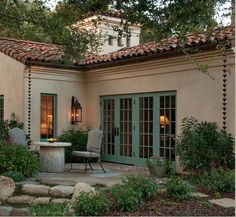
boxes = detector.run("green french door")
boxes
[100,92,176,168]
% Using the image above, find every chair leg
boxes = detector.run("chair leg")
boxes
[99,158,106,173]
[88,161,94,170]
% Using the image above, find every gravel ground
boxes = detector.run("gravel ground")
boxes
[106,192,235,216]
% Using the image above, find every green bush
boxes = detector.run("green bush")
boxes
[1,170,25,182]
[58,128,88,163]
[0,113,24,142]
[0,143,39,177]
[166,176,193,201]
[177,117,235,174]
[110,184,143,212]
[72,191,110,216]
[30,204,67,216]
[198,170,235,193]
[122,174,158,198]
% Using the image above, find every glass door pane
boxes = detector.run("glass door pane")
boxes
[102,99,115,155]
[40,94,56,139]
[119,98,132,157]
[139,96,154,159]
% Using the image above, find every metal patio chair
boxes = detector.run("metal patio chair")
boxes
[70,128,105,172]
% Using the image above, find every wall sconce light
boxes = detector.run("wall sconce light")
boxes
[71,96,82,124]
[160,115,169,128]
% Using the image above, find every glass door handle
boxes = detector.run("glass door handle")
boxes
[116,127,119,136]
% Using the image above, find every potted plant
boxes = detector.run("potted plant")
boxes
[146,156,166,178]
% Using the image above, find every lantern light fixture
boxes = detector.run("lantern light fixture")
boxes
[71,96,82,124]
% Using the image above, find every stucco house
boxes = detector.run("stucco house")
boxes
[0,22,234,172]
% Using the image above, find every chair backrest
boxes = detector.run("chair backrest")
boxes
[8,127,27,146]
[86,128,103,153]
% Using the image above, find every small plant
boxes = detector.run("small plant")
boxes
[110,184,143,212]
[210,170,235,192]
[160,199,180,206]
[166,176,194,201]
[122,174,159,198]
[214,192,221,199]
[30,204,67,216]
[58,128,88,163]
[0,143,39,177]
[72,191,110,216]
[1,170,25,182]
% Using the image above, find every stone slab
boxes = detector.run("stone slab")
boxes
[11,208,30,216]
[192,192,209,198]
[209,198,235,208]
[0,206,13,216]
[22,184,49,195]
[51,198,70,204]
[50,185,74,197]
[7,195,35,205]
[32,197,51,205]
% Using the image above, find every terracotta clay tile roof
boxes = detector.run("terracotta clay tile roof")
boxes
[0,25,234,67]
[80,25,235,66]
[0,37,63,64]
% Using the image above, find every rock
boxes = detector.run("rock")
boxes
[11,208,30,216]
[32,197,51,205]
[22,184,49,195]
[51,198,71,204]
[8,127,27,146]
[71,182,96,203]
[0,206,13,216]
[209,198,235,208]
[191,192,209,198]
[0,176,15,202]
[49,185,74,197]
[7,195,35,205]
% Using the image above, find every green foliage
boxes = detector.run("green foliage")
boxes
[0,143,39,177]
[58,128,88,163]
[0,113,24,142]
[166,176,194,201]
[30,204,67,216]
[72,191,110,216]
[122,174,159,198]
[110,184,143,212]
[1,170,25,182]
[200,170,235,193]
[177,117,235,174]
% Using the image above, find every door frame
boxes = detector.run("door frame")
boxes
[100,91,176,169]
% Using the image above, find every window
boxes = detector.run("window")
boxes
[117,37,122,47]
[126,37,131,47]
[108,35,113,46]
[0,95,3,120]
[40,94,57,140]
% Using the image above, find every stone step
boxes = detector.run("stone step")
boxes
[22,184,49,195]
[0,206,29,216]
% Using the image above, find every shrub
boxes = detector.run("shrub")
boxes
[30,204,67,216]
[0,113,24,142]
[110,184,143,212]
[201,170,235,193]
[0,143,39,177]
[122,174,158,198]
[176,117,235,174]
[166,176,193,201]
[58,128,88,163]
[1,170,25,182]
[72,191,110,216]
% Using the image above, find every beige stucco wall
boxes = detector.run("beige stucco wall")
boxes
[85,50,235,172]
[23,66,86,142]
[0,53,25,122]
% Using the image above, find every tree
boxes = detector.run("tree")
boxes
[0,0,232,62]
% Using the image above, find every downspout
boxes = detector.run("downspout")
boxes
[26,59,32,148]
[222,48,227,132]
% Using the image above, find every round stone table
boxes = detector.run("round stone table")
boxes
[35,142,71,173]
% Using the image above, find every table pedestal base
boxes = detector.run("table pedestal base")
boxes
[40,147,65,172]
